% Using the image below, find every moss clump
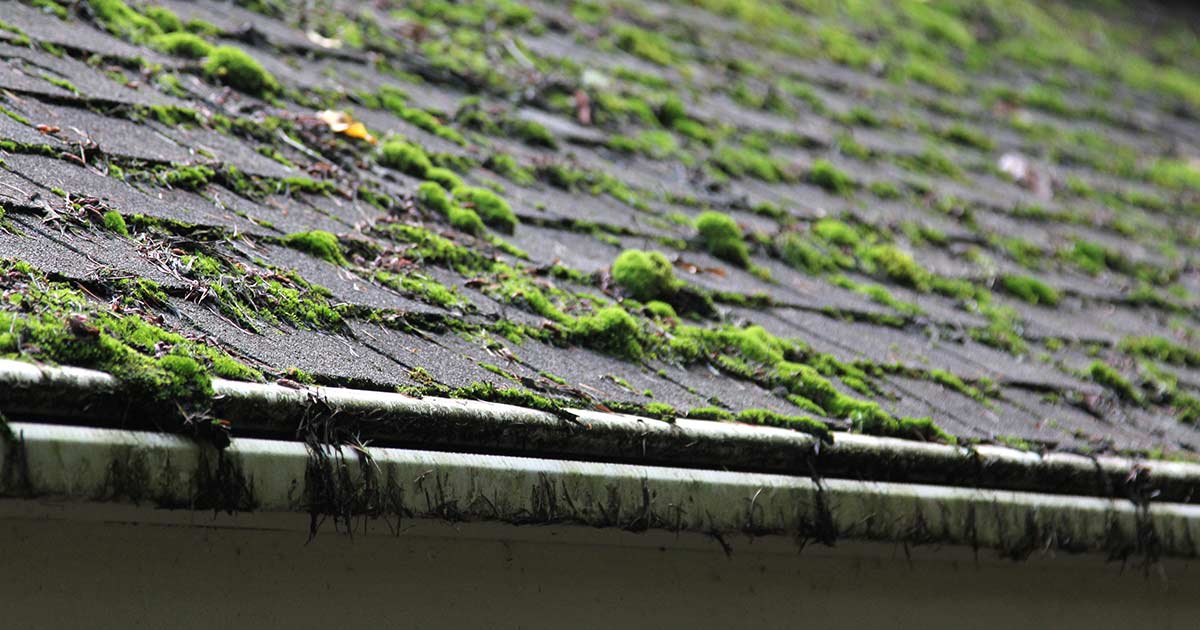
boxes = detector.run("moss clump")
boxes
[644,300,677,319]
[161,165,215,190]
[861,245,931,292]
[807,159,853,194]
[448,206,485,235]
[379,140,432,177]
[1000,275,1060,306]
[812,218,860,248]
[417,181,453,214]
[734,408,832,442]
[151,32,212,58]
[686,406,735,421]
[453,186,517,234]
[695,211,750,267]
[508,118,557,149]
[1119,336,1200,367]
[572,306,644,359]
[143,5,183,32]
[710,145,783,182]
[778,233,837,274]
[102,210,129,236]
[425,167,463,191]
[1088,361,1143,404]
[202,45,279,97]
[88,0,163,42]
[612,250,678,302]
[280,231,347,266]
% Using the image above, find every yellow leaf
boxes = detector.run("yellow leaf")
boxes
[316,110,376,144]
[343,121,376,145]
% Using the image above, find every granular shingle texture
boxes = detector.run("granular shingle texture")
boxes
[2,0,1200,458]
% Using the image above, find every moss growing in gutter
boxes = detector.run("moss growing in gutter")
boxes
[0,259,263,438]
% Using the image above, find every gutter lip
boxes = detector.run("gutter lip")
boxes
[1,358,1198,502]
[4,421,1198,559]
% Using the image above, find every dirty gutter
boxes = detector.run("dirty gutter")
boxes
[2,358,1199,503]
[2,420,1197,558]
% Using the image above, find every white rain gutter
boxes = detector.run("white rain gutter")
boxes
[3,421,1198,558]
[2,358,1198,502]
[2,357,1199,556]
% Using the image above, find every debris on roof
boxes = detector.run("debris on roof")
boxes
[1,0,1200,469]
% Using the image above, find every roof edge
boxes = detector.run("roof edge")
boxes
[1,358,1198,501]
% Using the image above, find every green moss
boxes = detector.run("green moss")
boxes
[417,181,453,214]
[612,24,676,66]
[1000,275,1060,306]
[448,206,485,235]
[143,5,183,32]
[861,245,931,291]
[1146,159,1200,192]
[280,231,347,266]
[425,167,463,191]
[612,250,677,302]
[812,218,860,248]
[572,306,644,360]
[379,140,432,177]
[102,211,129,237]
[88,0,163,42]
[43,75,79,94]
[807,159,853,194]
[452,186,516,234]
[508,118,557,149]
[202,45,279,96]
[644,300,677,319]
[778,233,836,274]
[151,32,213,58]
[734,408,831,442]
[485,153,535,185]
[30,0,69,19]
[1088,360,1143,405]
[868,180,903,199]
[1120,336,1200,367]
[710,145,783,182]
[695,211,750,268]
[928,369,984,401]
[942,123,994,151]
[400,107,467,146]
[160,165,215,190]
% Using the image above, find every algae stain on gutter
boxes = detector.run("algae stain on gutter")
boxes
[6,421,1197,561]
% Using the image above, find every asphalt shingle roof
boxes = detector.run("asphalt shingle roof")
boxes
[2,0,1200,459]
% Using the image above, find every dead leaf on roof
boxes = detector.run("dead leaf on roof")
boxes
[306,30,342,49]
[673,259,726,277]
[317,110,376,145]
